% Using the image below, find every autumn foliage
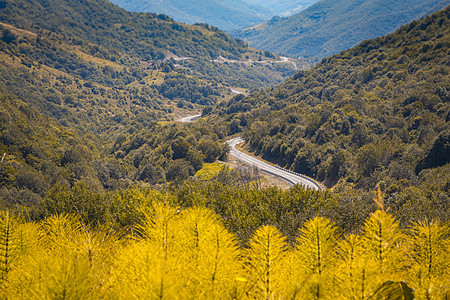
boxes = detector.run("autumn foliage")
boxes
[1,194,448,299]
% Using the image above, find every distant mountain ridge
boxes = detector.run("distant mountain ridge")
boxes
[110,0,268,30]
[109,0,321,30]
[245,0,319,17]
[231,0,450,59]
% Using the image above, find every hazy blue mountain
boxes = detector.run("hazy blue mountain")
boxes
[109,0,270,30]
[109,0,321,30]
[231,0,450,59]
[245,0,320,16]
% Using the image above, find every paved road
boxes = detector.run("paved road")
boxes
[230,89,248,96]
[177,114,201,122]
[227,138,321,190]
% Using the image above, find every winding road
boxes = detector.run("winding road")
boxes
[177,114,201,122]
[176,114,322,190]
[227,138,321,190]
[230,89,248,96]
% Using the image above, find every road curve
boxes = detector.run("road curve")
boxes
[230,89,248,96]
[227,138,321,191]
[177,114,201,122]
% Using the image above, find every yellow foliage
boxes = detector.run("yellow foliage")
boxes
[293,217,340,299]
[335,233,379,299]
[362,210,406,275]
[243,225,287,299]
[407,220,450,299]
[109,205,242,299]
[194,162,225,181]
[177,207,242,299]
[0,205,448,299]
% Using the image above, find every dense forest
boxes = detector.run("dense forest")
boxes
[0,0,301,209]
[209,7,449,224]
[0,0,448,298]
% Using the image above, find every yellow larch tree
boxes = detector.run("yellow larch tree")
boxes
[294,216,340,299]
[407,220,449,299]
[242,225,287,299]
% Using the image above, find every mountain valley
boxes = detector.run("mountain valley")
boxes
[0,1,449,298]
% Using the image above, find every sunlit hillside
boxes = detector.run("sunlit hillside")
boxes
[0,1,448,299]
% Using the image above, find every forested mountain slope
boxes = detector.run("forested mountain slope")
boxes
[231,0,450,59]
[211,7,449,214]
[0,0,301,208]
[1,0,251,59]
[0,0,301,86]
[0,0,300,126]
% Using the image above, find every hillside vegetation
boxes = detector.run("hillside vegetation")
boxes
[231,0,450,59]
[210,7,450,220]
[0,2,449,298]
[0,0,304,208]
